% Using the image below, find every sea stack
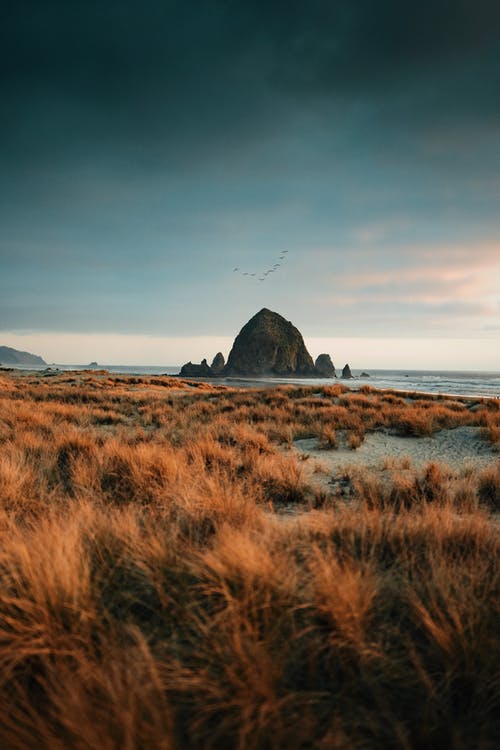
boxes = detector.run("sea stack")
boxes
[223,308,317,377]
[179,309,342,379]
[210,352,225,375]
[314,354,336,377]
[341,363,354,379]
[179,358,213,377]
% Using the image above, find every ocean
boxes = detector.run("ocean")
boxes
[8,364,500,399]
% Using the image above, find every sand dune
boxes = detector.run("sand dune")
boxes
[295,425,499,473]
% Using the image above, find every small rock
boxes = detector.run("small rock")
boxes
[210,352,225,375]
[341,364,354,379]
[315,353,336,377]
[179,358,213,377]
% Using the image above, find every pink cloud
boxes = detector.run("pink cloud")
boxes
[337,243,500,303]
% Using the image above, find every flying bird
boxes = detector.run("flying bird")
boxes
[232,250,289,281]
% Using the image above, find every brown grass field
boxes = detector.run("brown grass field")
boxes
[0,369,499,749]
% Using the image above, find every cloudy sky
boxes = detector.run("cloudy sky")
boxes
[1,0,499,368]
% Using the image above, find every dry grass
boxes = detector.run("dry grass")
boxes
[0,370,499,749]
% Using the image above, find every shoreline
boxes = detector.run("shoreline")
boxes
[0,366,500,401]
[2,366,498,401]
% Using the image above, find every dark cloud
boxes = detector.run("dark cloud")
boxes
[4,1,500,90]
[2,0,500,168]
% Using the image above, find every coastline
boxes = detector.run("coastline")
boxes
[3,364,499,400]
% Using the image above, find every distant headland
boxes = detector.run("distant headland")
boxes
[0,345,46,367]
[179,308,354,379]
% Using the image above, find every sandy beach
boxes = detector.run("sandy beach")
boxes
[295,424,499,474]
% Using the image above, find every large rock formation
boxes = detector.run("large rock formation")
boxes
[314,353,336,377]
[224,308,317,377]
[0,346,46,366]
[178,310,342,379]
[210,352,225,375]
[179,358,213,377]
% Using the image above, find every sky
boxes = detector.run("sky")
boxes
[1,0,499,369]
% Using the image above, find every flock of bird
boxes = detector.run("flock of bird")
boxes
[233,250,288,281]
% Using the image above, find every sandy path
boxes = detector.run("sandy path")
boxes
[294,426,498,474]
